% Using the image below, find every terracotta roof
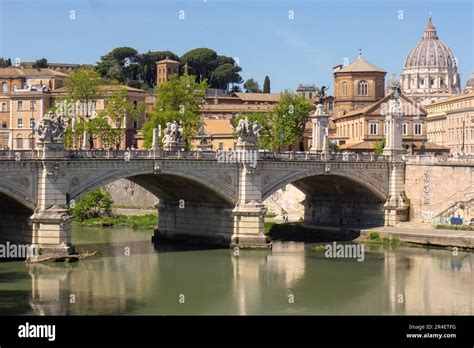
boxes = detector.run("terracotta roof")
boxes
[337,93,427,120]
[336,58,386,73]
[0,67,68,78]
[156,58,180,64]
[201,104,274,112]
[53,85,145,94]
[339,141,375,150]
[233,92,280,102]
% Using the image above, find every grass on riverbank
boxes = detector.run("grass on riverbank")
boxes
[435,224,474,231]
[72,214,157,229]
[361,231,404,246]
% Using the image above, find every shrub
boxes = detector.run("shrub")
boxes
[368,231,380,240]
[71,189,113,221]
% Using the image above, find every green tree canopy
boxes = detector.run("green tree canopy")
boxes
[63,67,103,118]
[243,78,261,93]
[142,74,207,149]
[97,86,145,149]
[180,48,218,82]
[211,63,242,91]
[263,76,271,93]
[32,58,48,68]
[0,58,12,67]
[235,91,312,150]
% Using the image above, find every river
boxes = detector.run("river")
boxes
[0,226,473,315]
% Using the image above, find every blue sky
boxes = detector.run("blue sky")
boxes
[1,0,473,92]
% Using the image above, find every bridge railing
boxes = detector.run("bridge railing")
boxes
[258,151,386,162]
[0,148,387,162]
[0,149,39,160]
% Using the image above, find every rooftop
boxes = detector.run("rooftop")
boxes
[0,67,68,78]
[335,50,386,74]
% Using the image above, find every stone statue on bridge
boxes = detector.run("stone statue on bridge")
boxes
[36,111,66,143]
[162,121,185,151]
[236,117,261,149]
[387,74,402,101]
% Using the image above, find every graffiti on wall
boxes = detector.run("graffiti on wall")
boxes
[423,170,430,205]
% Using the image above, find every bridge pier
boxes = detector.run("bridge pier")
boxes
[31,141,74,256]
[153,201,234,246]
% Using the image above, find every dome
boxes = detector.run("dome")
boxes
[404,16,457,69]
[466,72,474,90]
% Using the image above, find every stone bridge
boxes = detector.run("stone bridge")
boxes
[0,147,407,255]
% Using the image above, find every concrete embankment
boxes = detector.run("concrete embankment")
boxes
[359,226,474,249]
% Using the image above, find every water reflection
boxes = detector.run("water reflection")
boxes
[0,227,472,315]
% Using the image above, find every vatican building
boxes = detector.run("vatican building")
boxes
[401,16,461,105]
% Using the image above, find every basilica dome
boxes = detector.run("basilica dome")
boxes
[404,17,457,69]
[401,16,461,105]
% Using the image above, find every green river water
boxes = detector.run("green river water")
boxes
[0,226,472,315]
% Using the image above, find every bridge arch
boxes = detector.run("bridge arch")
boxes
[262,169,387,202]
[69,167,236,206]
[263,168,387,226]
[0,177,36,211]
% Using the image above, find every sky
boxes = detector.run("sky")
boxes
[0,0,473,92]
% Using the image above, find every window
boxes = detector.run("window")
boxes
[358,80,368,96]
[13,84,17,91]
[30,118,35,129]
[133,100,137,109]
[1,103,6,112]
[2,82,6,92]
[402,123,408,136]
[17,118,23,128]
[342,82,347,96]
[218,142,224,150]
[17,101,23,111]
[384,121,387,135]
[414,123,422,136]
[431,79,435,87]
[369,122,378,135]
[30,101,36,110]
[133,120,138,129]
[308,92,312,99]
[377,82,383,96]
[16,135,23,149]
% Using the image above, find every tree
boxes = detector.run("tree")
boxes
[86,116,113,148]
[71,189,113,221]
[243,78,261,93]
[210,63,242,91]
[235,91,312,150]
[180,48,218,83]
[97,86,145,150]
[32,58,49,68]
[0,57,12,67]
[63,67,102,119]
[138,51,179,86]
[95,47,138,83]
[263,76,271,93]
[142,74,207,149]
[374,139,385,155]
